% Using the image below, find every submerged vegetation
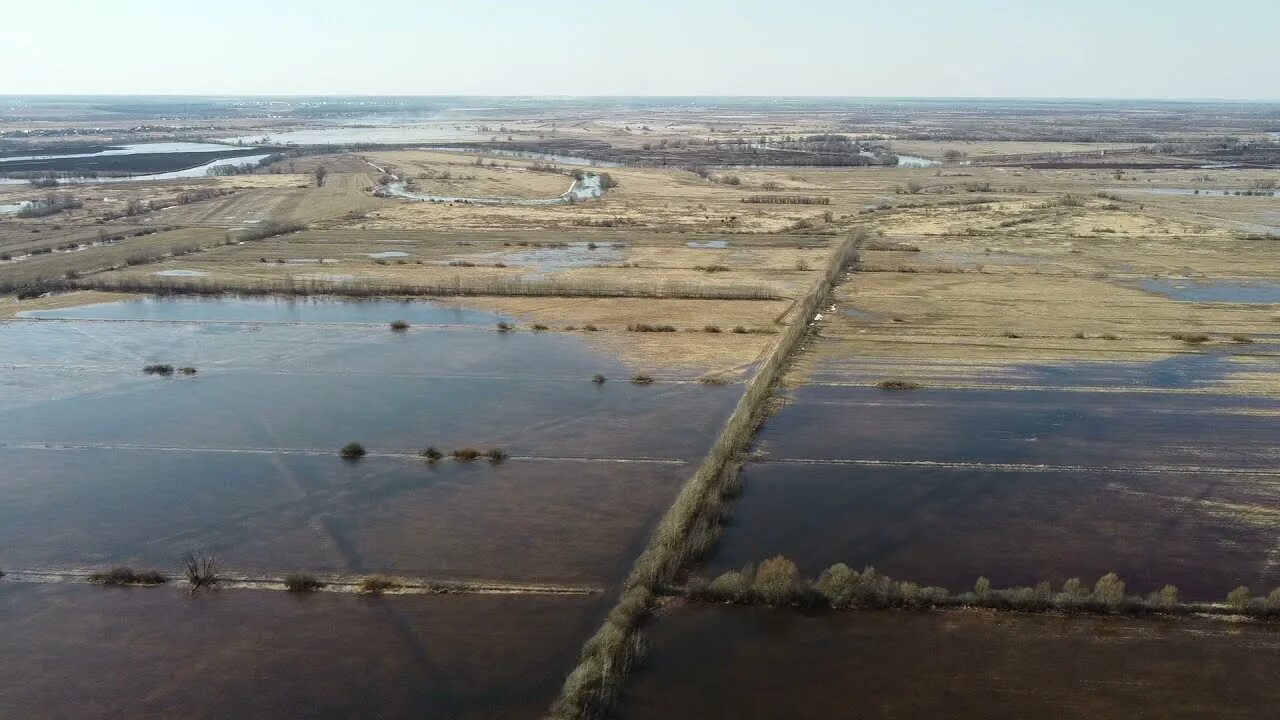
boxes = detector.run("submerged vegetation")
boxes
[283,573,325,592]
[88,567,168,586]
[183,551,219,590]
[339,442,367,460]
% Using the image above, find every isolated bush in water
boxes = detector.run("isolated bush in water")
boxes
[184,550,219,589]
[1093,572,1126,610]
[753,556,805,606]
[340,442,366,460]
[1227,586,1253,613]
[284,573,324,592]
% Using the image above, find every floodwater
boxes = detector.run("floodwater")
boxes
[18,296,506,325]
[708,462,1280,598]
[0,583,604,720]
[368,251,411,259]
[0,201,30,214]
[151,269,210,277]
[687,240,731,249]
[893,154,941,168]
[617,605,1280,720]
[0,449,686,583]
[385,173,603,205]
[0,142,246,164]
[1138,278,1280,303]
[0,297,743,577]
[705,353,1280,600]
[501,241,625,274]
[754,384,1279,469]
[0,153,274,185]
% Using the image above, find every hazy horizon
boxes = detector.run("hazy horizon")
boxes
[3,0,1277,100]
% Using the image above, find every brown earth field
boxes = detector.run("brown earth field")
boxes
[616,604,1280,720]
[0,582,606,720]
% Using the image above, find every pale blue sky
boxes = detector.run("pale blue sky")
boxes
[3,0,1276,98]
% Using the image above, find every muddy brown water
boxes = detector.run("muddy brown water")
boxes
[0,583,605,720]
[616,605,1280,720]
[707,462,1280,599]
[0,449,687,585]
[0,298,746,583]
[705,354,1280,600]
[754,385,1280,470]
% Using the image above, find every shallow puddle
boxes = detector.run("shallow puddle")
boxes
[1138,278,1280,303]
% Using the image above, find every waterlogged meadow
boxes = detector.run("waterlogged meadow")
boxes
[0,294,751,718]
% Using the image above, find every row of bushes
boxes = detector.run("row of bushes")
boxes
[341,443,509,463]
[690,557,1280,619]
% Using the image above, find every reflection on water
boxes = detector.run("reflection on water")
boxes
[0,142,246,164]
[19,296,506,325]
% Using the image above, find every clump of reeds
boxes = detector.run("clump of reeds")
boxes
[359,576,401,594]
[452,448,482,462]
[1172,332,1210,344]
[627,323,676,332]
[693,264,731,273]
[485,448,509,463]
[496,321,514,332]
[178,366,197,375]
[1231,334,1254,344]
[592,374,607,384]
[583,324,599,332]
[631,374,655,384]
[340,442,367,460]
[703,325,721,333]
[532,324,549,331]
[390,319,410,331]
[421,446,443,461]
[88,567,168,586]
[142,364,174,376]
[284,573,324,592]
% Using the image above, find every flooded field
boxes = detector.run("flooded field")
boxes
[705,349,1280,600]
[618,605,1280,719]
[709,462,1280,597]
[1,583,604,720]
[1,300,743,575]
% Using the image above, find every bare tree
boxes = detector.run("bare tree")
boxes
[314,165,328,188]
[184,550,220,590]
